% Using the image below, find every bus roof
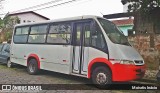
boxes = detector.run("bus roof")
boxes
[15,15,103,27]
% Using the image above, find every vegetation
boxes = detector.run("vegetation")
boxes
[0,0,19,42]
[0,15,19,43]
[121,0,160,35]
[122,0,160,12]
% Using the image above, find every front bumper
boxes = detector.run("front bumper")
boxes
[112,64,146,82]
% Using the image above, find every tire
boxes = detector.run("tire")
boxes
[91,66,112,89]
[27,59,39,75]
[7,59,12,68]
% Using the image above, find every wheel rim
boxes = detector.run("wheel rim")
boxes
[96,72,107,84]
[29,63,36,73]
[7,60,11,67]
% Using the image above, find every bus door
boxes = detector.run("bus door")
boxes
[72,21,91,75]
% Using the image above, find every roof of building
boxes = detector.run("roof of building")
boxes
[112,19,134,26]
[8,11,50,20]
[103,12,133,19]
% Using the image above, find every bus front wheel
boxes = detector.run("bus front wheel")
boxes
[27,59,39,75]
[91,66,112,88]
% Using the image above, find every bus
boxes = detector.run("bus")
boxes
[10,15,146,87]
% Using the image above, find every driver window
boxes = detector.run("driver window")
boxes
[91,23,106,51]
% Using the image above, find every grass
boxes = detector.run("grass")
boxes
[0,64,7,68]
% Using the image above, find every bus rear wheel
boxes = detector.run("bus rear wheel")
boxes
[27,59,39,75]
[91,66,112,88]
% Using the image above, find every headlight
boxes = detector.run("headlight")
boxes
[120,60,135,65]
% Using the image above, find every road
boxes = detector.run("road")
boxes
[0,63,159,93]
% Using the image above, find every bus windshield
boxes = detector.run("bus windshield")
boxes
[98,18,130,46]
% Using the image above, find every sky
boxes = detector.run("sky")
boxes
[0,0,124,19]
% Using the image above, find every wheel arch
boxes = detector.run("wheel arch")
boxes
[88,58,113,79]
[27,54,40,69]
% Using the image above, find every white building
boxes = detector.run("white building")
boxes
[7,11,50,24]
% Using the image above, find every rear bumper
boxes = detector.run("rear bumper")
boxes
[112,64,146,82]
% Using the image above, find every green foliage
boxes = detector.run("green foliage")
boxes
[0,14,19,42]
[122,0,160,13]
[121,0,160,31]
[1,15,19,28]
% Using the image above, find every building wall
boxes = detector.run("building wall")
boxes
[128,34,160,70]
[118,25,133,36]
[10,13,47,24]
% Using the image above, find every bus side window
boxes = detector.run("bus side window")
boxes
[14,27,29,43]
[84,24,90,47]
[28,25,47,43]
[47,23,71,44]
[91,23,107,52]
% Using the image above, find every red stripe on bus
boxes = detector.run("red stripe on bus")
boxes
[87,58,146,81]
[87,58,113,79]
[27,54,40,69]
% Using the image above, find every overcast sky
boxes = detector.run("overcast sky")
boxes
[1,0,124,19]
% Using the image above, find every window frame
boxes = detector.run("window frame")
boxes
[71,19,108,54]
[14,26,30,35]
[97,18,130,46]
[46,22,72,45]
[30,24,48,35]
[12,18,108,54]
[27,24,48,44]
[89,20,109,54]
[13,26,30,44]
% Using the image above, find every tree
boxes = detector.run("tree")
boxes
[0,14,19,42]
[121,0,160,34]
[121,0,160,13]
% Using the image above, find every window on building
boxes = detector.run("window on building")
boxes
[27,20,31,23]
[47,23,71,44]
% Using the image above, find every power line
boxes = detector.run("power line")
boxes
[33,0,79,11]
[14,0,80,12]
[0,0,87,16]
[0,0,64,15]
[12,0,63,13]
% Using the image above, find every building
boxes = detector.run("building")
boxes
[112,19,134,36]
[103,0,134,36]
[0,11,50,42]
[7,11,50,24]
[103,13,134,36]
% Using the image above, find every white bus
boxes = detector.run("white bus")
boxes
[10,15,146,87]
